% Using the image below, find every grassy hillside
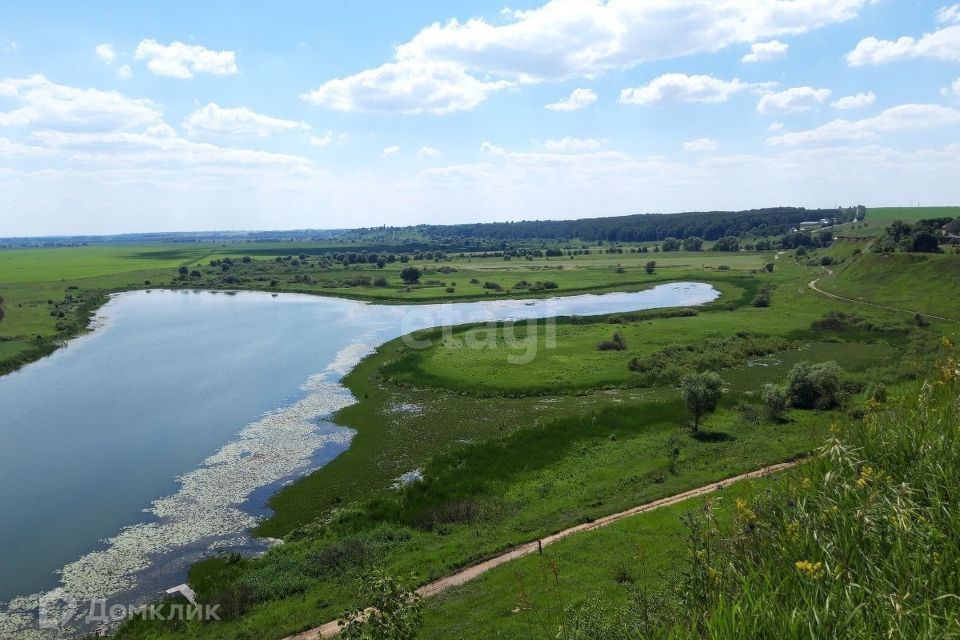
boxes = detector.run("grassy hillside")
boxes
[816,252,960,320]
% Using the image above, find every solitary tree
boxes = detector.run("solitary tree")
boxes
[680,371,723,431]
[645,260,656,274]
[400,266,421,284]
[761,383,789,422]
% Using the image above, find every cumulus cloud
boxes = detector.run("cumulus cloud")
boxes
[0,74,162,129]
[845,25,960,66]
[418,146,441,157]
[741,40,789,63]
[683,137,719,152]
[768,121,785,132]
[183,103,310,137]
[766,103,960,145]
[95,43,116,64]
[397,0,868,82]
[620,73,752,105]
[301,60,512,115]
[545,88,597,111]
[943,78,960,97]
[382,145,400,157]
[544,137,606,151]
[936,4,960,24]
[116,65,133,80]
[135,39,238,78]
[831,91,876,110]
[303,0,870,114]
[757,86,830,114]
[0,136,57,156]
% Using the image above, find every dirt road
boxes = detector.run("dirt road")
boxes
[283,460,798,640]
[808,266,956,322]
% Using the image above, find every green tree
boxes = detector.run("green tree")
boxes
[680,371,723,431]
[400,266,421,284]
[682,236,704,251]
[761,384,789,422]
[645,260,656,274]
[339,571,422,640]
[661,237,681,252]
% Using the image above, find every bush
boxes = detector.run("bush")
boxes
[597,331,627,351]
[483,281,503,291]
[373,276,389,287]
[786,361,844,410]
[760,383,789,422]
[752,286,772,307]
[645,261,656,274]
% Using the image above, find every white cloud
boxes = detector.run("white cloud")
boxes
[397,0,869,82]
[309,131,346,147]
[943,78,960,97]
[116,65,133,80]
[831,91,876,110]
[303,0,870,114]
[545,88,597,111]
[1,40,16,54]
[845,25,960,66]
[134,39,238,78]
[741,40,789,63]
[29,126,311,168]
[768,121,785,132]
[95,43,116,64]
[0,74,162,129]
[418,146,441,157]
[183,103,310,138]
[382,145,400,157]
[621,73,751,105]
[544,137,606,151]
[0,136,56,156]
[757,86,830,114]
[936,4,960,24]
[683,137,719,152]
[766,103,960,145]
[301,60,512,115]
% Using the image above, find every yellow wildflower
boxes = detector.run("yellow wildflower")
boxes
[795,560,824,579]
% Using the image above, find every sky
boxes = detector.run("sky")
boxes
[1,0,959,237]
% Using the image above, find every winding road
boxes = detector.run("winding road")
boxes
[283,461,798,640]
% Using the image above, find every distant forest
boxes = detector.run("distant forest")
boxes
[377,207,858,244]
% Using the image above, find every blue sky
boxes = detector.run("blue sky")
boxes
[1,0,959,236]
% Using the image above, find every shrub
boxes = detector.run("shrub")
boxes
[752,286,772,307]
[786,361,844,410]
[483,281,503,291]
[597,331,627,351]
[373,276,389,287]
[645,261,656,274]
[760,383,789,422]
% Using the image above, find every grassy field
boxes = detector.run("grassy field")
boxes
[417,477,772,639]
[3,229,957,639]
[816,252,960,320]
[834,206,960,238]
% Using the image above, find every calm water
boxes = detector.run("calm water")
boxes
[0,283,717,634]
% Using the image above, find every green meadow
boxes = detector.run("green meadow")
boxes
[1,206,958,638]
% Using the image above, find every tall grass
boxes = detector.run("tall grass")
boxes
[678,339,960,638]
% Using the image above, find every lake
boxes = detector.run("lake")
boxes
[0,283,718,637]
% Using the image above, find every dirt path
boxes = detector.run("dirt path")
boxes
[283,460,798,640]
[808,266,957,323]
